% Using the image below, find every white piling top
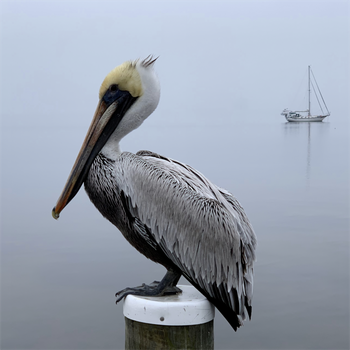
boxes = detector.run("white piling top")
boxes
[123,284,215,326]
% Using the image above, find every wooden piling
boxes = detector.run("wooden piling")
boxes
[123,285,215,350]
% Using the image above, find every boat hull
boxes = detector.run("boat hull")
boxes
[284,115,327,122]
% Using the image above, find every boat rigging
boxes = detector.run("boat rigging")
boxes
[281,66,330,122]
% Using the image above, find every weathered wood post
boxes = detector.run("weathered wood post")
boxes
[123,285,215,350]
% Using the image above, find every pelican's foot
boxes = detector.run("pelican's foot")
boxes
[115,270,182,303]
[115,283,182,303]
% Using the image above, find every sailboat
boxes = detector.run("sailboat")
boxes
[281,66,330,122]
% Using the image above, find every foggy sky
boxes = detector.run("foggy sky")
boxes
[1,0,348,131]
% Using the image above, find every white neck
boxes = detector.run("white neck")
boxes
[101,61,160,160]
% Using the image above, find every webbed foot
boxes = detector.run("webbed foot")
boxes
[115,270,182,303]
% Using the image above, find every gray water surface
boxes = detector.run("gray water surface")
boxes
[1,119,349,349]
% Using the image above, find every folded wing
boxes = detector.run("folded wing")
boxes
[115,150,257,329]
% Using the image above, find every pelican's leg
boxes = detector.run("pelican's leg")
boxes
[115,270,182,303]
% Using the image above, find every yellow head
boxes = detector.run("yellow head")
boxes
[99,60,143,99]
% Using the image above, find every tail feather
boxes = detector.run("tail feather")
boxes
[185,277,249,331]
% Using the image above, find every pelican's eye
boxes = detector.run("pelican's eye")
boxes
[103,84,122,104]
[110,84,118,92]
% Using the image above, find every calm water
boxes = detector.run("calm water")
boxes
[1,118,349,349]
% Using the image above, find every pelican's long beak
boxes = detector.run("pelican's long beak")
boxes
[52,90,136,219]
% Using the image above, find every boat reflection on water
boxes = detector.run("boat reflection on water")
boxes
[283,121,330,187]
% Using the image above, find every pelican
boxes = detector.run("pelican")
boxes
[52,56,257,331]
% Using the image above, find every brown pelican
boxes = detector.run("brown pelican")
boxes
[52,56,257,331]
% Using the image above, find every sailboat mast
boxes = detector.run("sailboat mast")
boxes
[308,65,311,116]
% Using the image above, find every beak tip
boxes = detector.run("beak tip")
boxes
[52,207,60,220]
